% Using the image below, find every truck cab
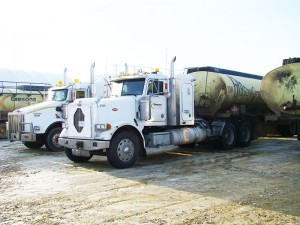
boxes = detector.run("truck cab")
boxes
[111,73,170,124]
[49,82,90,103]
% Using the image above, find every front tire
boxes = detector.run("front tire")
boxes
[217,122,236,150]
[107,131,139,169]
[65,148,93,163]
[45,127,64,152]
[24,136,45,149]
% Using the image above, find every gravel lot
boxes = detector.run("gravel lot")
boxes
[0,137,299,224]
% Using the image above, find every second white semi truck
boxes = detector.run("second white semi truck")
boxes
[7,64,111,151]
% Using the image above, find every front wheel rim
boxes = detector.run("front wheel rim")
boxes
[52,133,61,148]
[117,139,134,162]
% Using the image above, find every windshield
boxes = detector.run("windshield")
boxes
[111,78,145,96]
[48,89,68,101]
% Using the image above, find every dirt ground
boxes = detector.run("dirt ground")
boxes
[0,137,299,225]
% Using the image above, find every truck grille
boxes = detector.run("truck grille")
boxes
[68,105,92,138]
[74,108,85,133]
[8,114,24,138]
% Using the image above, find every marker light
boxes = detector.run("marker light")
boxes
[74,78,79,83]
[230,105,239,114]
[57,80,63,86]
[164,82,168,89]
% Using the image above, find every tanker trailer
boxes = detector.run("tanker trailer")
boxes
[185,67,275,143]
[261,57,300,137]
[0,81,51,138]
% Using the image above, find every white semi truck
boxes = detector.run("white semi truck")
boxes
[7,64,111,151]
[58,57,272,168]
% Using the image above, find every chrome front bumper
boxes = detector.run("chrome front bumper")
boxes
[9,132,36,142]
[7,115,36,142]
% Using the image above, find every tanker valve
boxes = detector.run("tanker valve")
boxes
[281,95,297,111]
[282,102,292,110]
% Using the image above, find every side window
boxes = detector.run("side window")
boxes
[158,81,164,94]
[121,80,144,96]
[147,80,153,95]
[147,80,164,95]
[76,91,85,99]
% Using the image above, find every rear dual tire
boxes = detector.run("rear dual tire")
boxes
[278,122,296,137]
[217,122,237,150]
[217,121,252,150]
[237,121,252,147]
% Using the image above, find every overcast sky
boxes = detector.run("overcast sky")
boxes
[0,0,299,81]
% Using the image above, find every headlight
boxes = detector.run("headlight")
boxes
[95,123,111,131]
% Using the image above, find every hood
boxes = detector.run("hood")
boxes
[13,100,62,114]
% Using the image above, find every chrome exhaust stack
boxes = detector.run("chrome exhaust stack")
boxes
[167,56,177,126]
[90,62,95,98]
[64,68,67,85]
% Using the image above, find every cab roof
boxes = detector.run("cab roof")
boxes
[112,72,168,82]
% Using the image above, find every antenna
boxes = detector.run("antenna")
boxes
[64,68,67,85]
[165,48,168,74]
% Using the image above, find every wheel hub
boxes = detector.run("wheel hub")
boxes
[117,139,134,162]
[123,146,130,153]
[52,133,60,147]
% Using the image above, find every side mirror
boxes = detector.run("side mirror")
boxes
[56,107,62,112]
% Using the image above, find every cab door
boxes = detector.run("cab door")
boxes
[147,79,167,122]
[181,83,194,122]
